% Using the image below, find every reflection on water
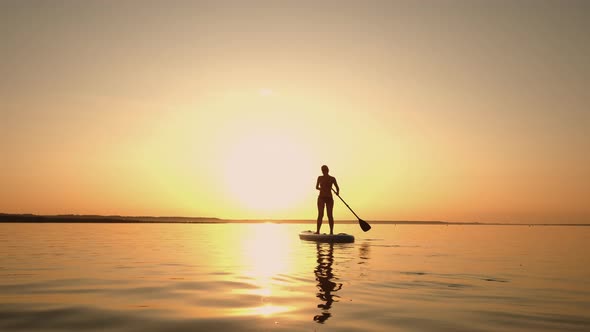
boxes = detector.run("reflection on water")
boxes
[1,223,590,332]
[358,241,371,279]
[359,241,370,262]
[313,242,342,323]
[232,223,294,316]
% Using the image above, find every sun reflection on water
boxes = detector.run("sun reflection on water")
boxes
[241,223,290,278]
[234,223,295,317]
[232,303,291,317]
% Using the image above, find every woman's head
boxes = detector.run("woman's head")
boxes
[321,165,329,175]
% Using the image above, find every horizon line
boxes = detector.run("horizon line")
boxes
[0,213,588,226]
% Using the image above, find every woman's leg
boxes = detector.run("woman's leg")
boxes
[316,197,325,233]
[326,198,334,234]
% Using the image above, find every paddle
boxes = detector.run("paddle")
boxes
[332,189,371,232]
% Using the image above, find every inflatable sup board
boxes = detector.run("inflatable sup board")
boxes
[299,230,355,243]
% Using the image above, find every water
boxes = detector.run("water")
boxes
[1,223,589,331]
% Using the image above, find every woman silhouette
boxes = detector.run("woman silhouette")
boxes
[316,165,339,234]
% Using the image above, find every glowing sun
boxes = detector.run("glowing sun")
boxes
[223,130,313,213]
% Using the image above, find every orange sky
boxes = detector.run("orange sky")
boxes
[1,1,589,223]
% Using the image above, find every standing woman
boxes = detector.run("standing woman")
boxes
[316,165,339,234]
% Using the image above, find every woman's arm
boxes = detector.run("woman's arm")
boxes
[316,176,321,190]
[333,177,340,195]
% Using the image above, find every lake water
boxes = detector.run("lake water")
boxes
[1,223,589,331]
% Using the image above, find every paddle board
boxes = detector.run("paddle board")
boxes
[299,230,355,243]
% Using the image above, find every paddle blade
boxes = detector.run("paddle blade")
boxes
[359,218,371,232]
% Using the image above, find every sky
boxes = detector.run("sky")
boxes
[1,0,589,223]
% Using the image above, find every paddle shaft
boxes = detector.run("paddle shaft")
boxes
[332,189,362,220]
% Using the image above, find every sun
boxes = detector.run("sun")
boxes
[223,129,313,214]
[258,88,273,96]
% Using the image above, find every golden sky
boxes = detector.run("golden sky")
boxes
[1,1,589,223]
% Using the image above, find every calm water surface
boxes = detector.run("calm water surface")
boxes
[1,223,589,331]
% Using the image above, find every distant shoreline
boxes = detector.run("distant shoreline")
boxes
[0,213,588,226]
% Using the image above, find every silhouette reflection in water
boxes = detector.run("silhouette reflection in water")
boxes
[358,241,371,279]
[359,241,370,263]
[313,242,342,323]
